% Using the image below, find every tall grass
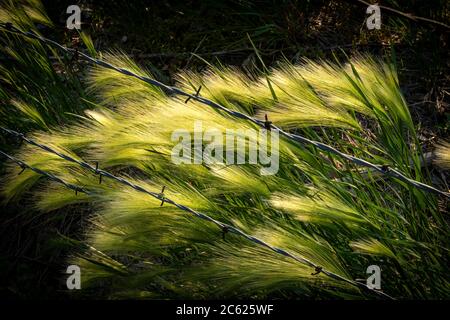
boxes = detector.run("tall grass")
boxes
[1,46,448,299]
[0,0,91,134]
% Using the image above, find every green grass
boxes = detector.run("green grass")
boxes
[2,50,448,299]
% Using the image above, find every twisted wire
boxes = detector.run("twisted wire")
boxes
[0,22,447,198]
[0,128,393,299]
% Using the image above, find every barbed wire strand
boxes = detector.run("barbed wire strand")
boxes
[0,132,393,300]
[0,149,91,195]
[0,22,448,198]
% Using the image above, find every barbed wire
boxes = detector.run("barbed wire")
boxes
[0,128,393,299]
[0,149,91,195]
[0,22,448,198]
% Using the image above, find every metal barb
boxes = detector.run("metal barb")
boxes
[222,226,229,240]
[185,85,202,103]
[311,266,322,276]
[18,166,26,175]
[95,162,102,184]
